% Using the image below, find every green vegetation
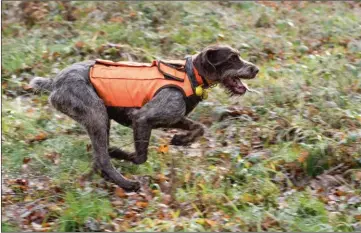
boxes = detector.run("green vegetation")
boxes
[2,2,361,232]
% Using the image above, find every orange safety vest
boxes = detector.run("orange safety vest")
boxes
[89,58,205,107]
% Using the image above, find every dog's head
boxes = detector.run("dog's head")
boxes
[193,45,259,95]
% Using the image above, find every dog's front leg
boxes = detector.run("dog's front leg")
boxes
[106,114,151,164]
[118,88,186,164]
[170,117,205,146]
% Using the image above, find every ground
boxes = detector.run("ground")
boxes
[1,1,361,232]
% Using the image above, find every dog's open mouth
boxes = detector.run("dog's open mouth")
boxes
[223,77,252,95]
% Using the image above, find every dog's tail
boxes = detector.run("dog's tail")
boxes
[29,77,53,92]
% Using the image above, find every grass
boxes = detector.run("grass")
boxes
[2,1,361,232]
[58,191,113,232]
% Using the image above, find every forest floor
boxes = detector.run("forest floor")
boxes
[1,2,361,232]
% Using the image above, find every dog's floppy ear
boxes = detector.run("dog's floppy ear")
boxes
[202,48,217,72]
[194,47,220,81]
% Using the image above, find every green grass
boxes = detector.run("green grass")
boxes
[58,191,113,232]
[1,222,19,232]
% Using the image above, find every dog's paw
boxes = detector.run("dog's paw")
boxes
[114,179,140,192]
[124,181,141,192]
[170,134,192,146]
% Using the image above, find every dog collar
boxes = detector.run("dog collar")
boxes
[185,56,218,99]
[185,57,207,99]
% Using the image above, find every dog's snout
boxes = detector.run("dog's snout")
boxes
[250,66,259,75]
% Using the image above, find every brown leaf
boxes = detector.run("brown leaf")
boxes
[297,151,309,163]
[22,84,32,90]
[28,132,48,143]
[135,201,148,208]
[45,152,61,164]
[124,210,137,220]
[23,157,31,164]
[110,17,123,23]
[16,179,28,186]
[157,144,169,153]
[35,132,47,140]
[42,222,51,228]
[111,200,124,206]
[156,174,169,183]
[335,189,347,196]
[115,187,127,198]
[262,216,279,230]
[205,219,217,227]
[75,41,85,49]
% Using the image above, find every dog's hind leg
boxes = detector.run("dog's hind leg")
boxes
[49,80,140,191]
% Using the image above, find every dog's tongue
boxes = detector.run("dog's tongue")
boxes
[240,80,261,94]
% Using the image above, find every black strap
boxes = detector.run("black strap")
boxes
[185,56,210,88]
[185,57,199,91]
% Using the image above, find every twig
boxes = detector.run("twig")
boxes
[322,163,345,176]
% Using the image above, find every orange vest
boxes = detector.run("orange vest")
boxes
[89,58,204,107]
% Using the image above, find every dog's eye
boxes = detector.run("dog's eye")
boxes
[230,55,239,62]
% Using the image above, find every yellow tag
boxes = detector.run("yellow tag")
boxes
[195,86,203,96]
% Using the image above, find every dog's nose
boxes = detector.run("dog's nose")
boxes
[250,66,259,75]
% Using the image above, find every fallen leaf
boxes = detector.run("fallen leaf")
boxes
[124,210,137,220]
[335,189,347,196]
[115,187,127,198]
[28,132,48,143]
[262,216,279,229]
[16,179,28,186]
[22,84,32,90]
[75,41,85,49]
[205,219,217,227]
[35,132,47,140]
[135,201,149,208]
[157,144,169,153]
[42,222,51,228]
[156,174,169,183]
[111,200,124,206]
[110,17,123,23]
[298,151,309,163]
[45,152,61,164]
